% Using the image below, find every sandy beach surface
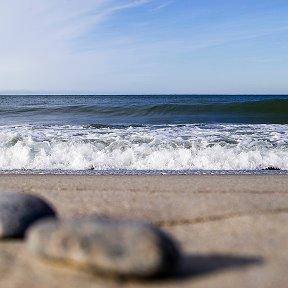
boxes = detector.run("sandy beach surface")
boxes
[0,174,288,288]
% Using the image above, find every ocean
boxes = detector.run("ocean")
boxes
[0,94,288,174]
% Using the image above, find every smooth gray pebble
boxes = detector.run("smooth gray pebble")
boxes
[0,192,56,238]
[27,216,180,278]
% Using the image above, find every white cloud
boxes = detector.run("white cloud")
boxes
[0,0,153,91]
[1,0,288,94]
[151,0,173,11]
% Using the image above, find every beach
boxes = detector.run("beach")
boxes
[1,0,288,285]
[0,174,288,287]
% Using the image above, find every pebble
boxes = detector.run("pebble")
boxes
[0,192,57,238]
[27,216,180,278]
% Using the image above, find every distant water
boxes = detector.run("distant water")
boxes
[0,95,288,173]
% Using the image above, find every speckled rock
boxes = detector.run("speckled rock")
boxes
[27,216,180,278]
[0,192,56,238]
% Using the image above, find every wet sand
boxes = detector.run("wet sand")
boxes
[0,174,288,287]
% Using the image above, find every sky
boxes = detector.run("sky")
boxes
[0,0,288,94]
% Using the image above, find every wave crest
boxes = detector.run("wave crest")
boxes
[0,124,288,170]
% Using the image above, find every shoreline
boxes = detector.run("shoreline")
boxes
[0,174,288,287]
[1,173,288,191]
[0,169,287,175]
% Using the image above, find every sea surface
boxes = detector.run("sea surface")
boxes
[0,94,288,174]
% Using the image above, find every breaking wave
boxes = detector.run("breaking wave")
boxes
[1,124,288,171]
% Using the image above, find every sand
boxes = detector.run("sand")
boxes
[0,174,288,288]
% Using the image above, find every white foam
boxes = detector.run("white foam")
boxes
[0,124,288,170]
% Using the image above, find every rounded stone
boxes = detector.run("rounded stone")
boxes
[0,192,57,238]
[27,216,180,278]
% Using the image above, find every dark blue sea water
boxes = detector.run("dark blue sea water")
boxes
[0,95,288,172]
[1,94,288,125]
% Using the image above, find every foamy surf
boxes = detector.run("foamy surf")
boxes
[1,124,288,171]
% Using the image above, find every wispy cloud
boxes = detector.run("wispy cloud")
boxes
[151,0,173,12]
[0,0,154,91]
[0,0,153,47]
[0,0,288,94]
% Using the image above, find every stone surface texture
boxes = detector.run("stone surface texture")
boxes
[0,191,56,238]
[27,216,180,277]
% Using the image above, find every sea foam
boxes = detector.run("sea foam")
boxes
[0,124,288,171]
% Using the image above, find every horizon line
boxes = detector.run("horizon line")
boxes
[0,93,288,96]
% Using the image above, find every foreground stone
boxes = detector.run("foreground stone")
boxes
[27,216,181,278]
[0,192,56,238]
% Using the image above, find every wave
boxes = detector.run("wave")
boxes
[1,124,288,170]
[1,99,287,114]
[1,98,288,124]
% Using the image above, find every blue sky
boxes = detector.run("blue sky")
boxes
[0,0,288,94]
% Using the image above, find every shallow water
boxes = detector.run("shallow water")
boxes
[0,95,287,173]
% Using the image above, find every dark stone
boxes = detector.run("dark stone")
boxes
[27,216,180,278]
[0,192,57,238]
[262,167,281,171]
